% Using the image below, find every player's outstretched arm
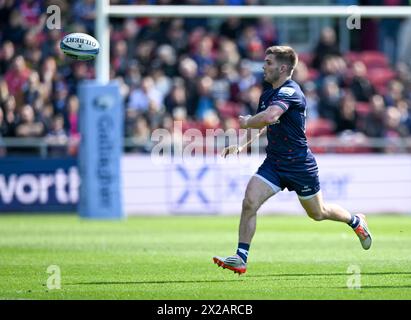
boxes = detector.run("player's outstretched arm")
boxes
[239,105,285,129]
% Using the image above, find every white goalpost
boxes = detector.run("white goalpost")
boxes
[95,2,411,83]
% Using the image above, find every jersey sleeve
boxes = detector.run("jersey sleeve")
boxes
[269,86,302,112]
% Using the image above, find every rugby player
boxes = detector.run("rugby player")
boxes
[213,46,372,275]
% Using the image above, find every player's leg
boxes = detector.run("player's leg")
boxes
[213,174,279,274]
[299,191,372,250]
[239,175,278,243]
[298,190,351,223]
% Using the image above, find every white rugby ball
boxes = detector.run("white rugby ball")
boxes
[60,33,100,61]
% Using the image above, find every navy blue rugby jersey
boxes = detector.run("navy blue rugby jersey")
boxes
[256,79,310,162]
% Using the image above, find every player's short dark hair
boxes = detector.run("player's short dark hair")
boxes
[265,46,298,75]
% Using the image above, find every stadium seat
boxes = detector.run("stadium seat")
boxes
[374,84,388,95]
[306,118,335,137]
[367,67,396,95]
[368,67,396,85]
[360,51,390,69]
[344,51,361,66]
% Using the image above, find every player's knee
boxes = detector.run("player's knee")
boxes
[242,196,258,213]
[306,208,327,221]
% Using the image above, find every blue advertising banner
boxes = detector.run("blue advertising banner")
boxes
[78,81,123,219]
[0,158,79,212]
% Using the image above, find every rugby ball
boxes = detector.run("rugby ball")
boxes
[60,33,100,61]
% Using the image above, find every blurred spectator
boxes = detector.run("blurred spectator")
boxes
[256,17,277,48]
[151,67,172,100]
[146,98,165,130]
[0,105,8,136]
[396,99,411,134]
[196,76,215,120]
[155,44,178,78]
[335,94,359,134]
[46,114,68,157]
[124,60,141,88]
[133,40,156,75]
[15,104,45,138]
[360,94,386,138]
[130,115,153,153]
[312,27,341,69]
[318,78,342,123]
[384,106,409,152]
[23,71,42,106]
[217,39,241,70]
[238,25,258,57]
[138,16,167,43]
[0,77,10,106]
[246,38,265,74]
[128,76,163,113]
[42,29,62,58]
[40,56,58,97]
[0,41,15,75]
[303,81,320,121]
[240,84,261,115]
[395,62,411,90]
[2,9,25,45]
[384,80,404,107]
[73,0,96,34]
[202,109,221,130]
[122,18,140,56]
[0,107,6,156]
[112,39,129,77]
[350,61,376,102]
[317,55,346,89]
[219,17,243,40]
[211,67,231,102]
[40,102,54,134]
[4,55,31,98]
[236,59,257,93]
[65,95,80,139]
[0,0,15,32]
[293,60,309,86]
[2,95,18,137]
[165,18,188,56]
[53,81,69,115]
[164,79,187,116]
[178,57,199,118]
[192,34,216,75]
[19,0,45,29]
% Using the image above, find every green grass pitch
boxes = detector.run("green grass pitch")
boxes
[0,214,410,300]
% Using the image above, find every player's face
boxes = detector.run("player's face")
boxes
[263,54,283,84]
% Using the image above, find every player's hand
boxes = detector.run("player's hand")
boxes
[239,115,251,129]
[221,145,240,158]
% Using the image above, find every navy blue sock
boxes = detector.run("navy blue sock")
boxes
[236,242,250,263]
[348,215,360,228]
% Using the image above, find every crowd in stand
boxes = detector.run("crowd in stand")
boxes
[1,0,411,156]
